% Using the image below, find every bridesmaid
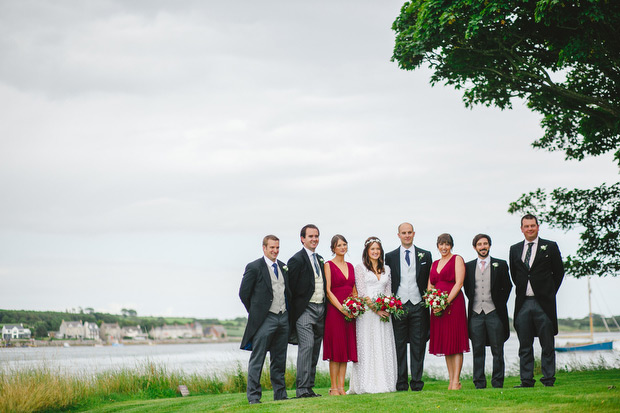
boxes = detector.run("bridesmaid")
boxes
[428,233,469,390]
[322,234,358,395]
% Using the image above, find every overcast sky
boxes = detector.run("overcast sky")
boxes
[1,0,618,322]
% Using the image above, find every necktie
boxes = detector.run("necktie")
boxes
[524,242,534,269]
[480,260,486,273]
[272,263,279,279]
[405,249,411,266]
[312,253,320,277]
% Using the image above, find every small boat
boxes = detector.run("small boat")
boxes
[555,341,613,352]
[555,277,615,353]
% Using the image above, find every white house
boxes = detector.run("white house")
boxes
[150,324,196,340]
[58,320,84,339]
[2,324,32,340]
[83,321,100,340]
[121,325,148,340]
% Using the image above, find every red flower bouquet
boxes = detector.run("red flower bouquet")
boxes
[373,294,405,322]
[423,288,450,316]
[342,296,366,322]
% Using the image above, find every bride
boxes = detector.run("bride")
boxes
[348,237,397,394]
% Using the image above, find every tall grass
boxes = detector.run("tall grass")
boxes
[0,360,331,412]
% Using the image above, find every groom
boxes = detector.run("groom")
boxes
[385,222,432,391]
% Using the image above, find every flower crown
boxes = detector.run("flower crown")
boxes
[364,238,382,246]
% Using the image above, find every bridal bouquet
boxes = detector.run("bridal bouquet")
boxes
[373,294,405,322]
[423,288,450,316]
[342,296,366,322]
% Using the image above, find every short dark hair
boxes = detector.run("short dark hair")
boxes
[330,234,348,253]
[362,237,385,274]
[262,235,279,246]
[300,224,319,238]
[521,214,539,226]
[437,233,454,247]
[472,234,491,247]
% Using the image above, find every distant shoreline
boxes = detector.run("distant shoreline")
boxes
[1,337,242,348]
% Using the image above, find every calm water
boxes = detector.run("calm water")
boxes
[2,332,619,380]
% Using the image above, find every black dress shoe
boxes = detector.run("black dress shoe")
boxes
[308,390,322,397]
[298,392,313,398]
[249,400,261,404]
[513,384,534,388]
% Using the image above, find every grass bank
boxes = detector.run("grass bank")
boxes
[1,364,618,412]
[80,369,620,412]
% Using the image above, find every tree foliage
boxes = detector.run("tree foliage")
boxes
[392,0,620,164]
[508,183,620,277]
[392,0,620,278]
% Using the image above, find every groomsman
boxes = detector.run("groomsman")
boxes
[239,235,291,404]
[464,234,512,389]
[385,222,432,391]
[287,224,326,398]
[509,214,564,388]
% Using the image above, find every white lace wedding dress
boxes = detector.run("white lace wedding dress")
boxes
[347,263,397,394]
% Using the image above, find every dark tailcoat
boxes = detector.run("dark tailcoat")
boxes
[385,246,432,337]
[239,257,291,350]
[464,257,512,343]
[509,239,564,335]
[286,248,327,342]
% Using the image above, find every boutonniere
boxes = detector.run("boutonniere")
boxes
[417,252,424,260]
[282,265,288,272]
[318,257,324,264]
[492,263,499,268]
[540,245,548,251]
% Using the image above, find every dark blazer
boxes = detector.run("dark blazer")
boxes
[239,257,291,351]
[287,248,327,340]
[386,245,432,298]
[464,257,512,342]
[509,238,564,335]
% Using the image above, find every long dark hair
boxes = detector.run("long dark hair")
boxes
[362,236,385,274]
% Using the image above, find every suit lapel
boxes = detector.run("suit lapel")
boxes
[515,242,529,271]
[301,249,316,280]
[490,257,497,289]
[530,240,546,268]
[260,260,274,296]
[391,248,401,283]
[466,260,476,290]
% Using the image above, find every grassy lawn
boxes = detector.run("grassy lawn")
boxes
[78,369,619,412]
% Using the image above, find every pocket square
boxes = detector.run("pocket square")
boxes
[420,262,427,265]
